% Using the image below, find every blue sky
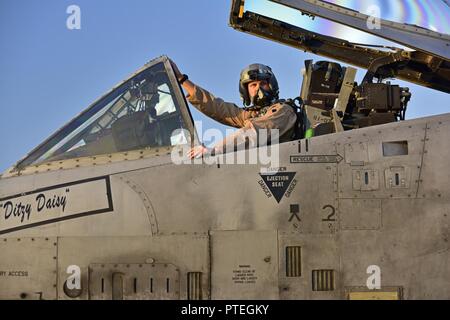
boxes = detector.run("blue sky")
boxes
[0,0,449,173]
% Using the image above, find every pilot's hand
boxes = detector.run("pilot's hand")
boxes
[169,58,195,97]
[188,145,211,159]
[169,59,183,80]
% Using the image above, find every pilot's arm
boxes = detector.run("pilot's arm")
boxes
[170,60,256,127]
[187,102,296,158]
[211,102,297,155]
[186,85,258,128]
[185,88,297,156]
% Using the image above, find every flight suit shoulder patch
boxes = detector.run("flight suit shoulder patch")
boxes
[273,103,295,115]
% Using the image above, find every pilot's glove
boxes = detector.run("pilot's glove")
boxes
[169,59,183,81]
[187,144,214,159]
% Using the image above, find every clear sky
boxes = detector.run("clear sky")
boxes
[0,0,449,173]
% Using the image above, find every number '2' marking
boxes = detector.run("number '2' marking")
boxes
[322,205,336,222]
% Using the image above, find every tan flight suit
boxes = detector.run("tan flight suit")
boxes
[187,85,297,154]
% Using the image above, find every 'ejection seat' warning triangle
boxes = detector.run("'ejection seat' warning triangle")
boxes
[259,172,296,203]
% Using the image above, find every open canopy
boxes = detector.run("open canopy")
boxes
[229,0,450,93]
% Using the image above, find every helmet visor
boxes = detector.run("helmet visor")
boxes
[241,68,272,84]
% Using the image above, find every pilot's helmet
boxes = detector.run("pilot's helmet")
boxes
[239,63,279,108]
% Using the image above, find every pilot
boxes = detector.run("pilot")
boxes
[170,60,297,159]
